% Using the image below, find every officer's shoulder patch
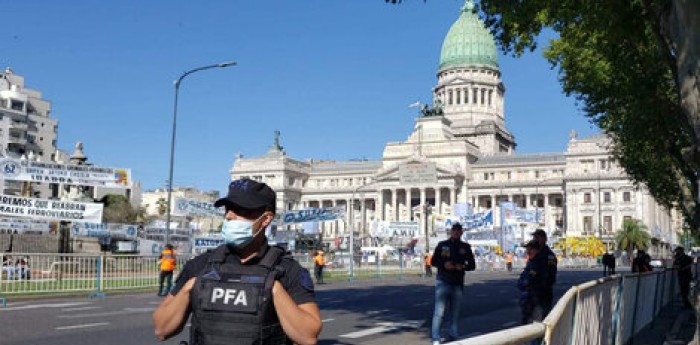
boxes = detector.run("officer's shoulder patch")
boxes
[201,269,221,280]
[299,269,315,292]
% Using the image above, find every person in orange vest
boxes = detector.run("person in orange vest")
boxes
[424,253,433,277]
[158,244,176,296]
[505,251,514,272]
[313,250,326,284]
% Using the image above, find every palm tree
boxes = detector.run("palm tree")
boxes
[615,218,651,261]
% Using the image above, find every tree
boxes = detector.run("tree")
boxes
[100,194,138,223]
[156,197,168,216]
[477,0,700,232]
[385,0,700,234]
[615,218,651,260]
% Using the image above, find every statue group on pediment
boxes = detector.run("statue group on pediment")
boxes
[420,99,444,117]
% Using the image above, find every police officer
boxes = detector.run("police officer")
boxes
[158,244,176,296]
[531,229,557,317]
[153,178,321,345]
[430,223,476,345]
[673,247,693,308]
[518,240,546,325]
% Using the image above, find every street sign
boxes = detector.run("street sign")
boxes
[399,162,437,185]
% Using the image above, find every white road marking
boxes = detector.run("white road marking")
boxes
[62,306,101,312]
[2,302,90,311]
[340,321,421,339]
[148,301,161,305]
[55,322,109,330]
[321,318,335,323]
[57,307,155,319]
[340,326,393,338]
[501,321,519,327]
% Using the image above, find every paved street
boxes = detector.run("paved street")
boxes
[0,270,602,345]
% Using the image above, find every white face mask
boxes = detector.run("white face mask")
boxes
[221,215,265,248]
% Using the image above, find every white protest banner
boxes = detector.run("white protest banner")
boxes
[280,207,346,225]
[172,198,224,217]
[144,227,192,237]
[0,194,103,222]
[0,157,131,188]
[71,222,138,239]
[371,221,419,238]
[193,235,225,249]
[0,218,56,235]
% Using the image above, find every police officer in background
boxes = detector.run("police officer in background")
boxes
[673,247,693,308]
[531,229,557,317]
[518,240,546,325]
[153,178,321,345]
[430,223,476,345]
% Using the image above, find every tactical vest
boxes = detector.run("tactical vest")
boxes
[191,245,289,345]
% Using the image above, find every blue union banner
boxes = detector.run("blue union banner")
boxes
[280,207,346,225]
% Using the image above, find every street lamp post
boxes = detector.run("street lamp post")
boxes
[165,61,236,245]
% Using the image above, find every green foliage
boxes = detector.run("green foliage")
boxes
[100,194,137,223]
[156,198,168,216]
[474,1,699,230]
[615,218,651,252]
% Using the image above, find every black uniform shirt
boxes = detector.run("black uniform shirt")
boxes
[532,245,557,290]
[431,238,476,286]
[171,244,316,306]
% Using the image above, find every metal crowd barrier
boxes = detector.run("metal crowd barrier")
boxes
[451,263,697,345]
[0,252,190,298]
[292,253,602,281]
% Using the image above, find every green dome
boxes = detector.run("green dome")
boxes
[439,0,498,70]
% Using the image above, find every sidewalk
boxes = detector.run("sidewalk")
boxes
[634,303,696,345]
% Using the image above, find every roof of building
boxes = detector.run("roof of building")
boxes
[439,0,498,70]
[310,160,382,173]
[474,152,565,166]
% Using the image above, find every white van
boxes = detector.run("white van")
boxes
[361,245,400,264]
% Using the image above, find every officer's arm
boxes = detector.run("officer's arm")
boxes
[153,278,195,340]
[272,281,321,345]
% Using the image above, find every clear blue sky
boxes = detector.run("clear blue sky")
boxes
[2,0,598,195]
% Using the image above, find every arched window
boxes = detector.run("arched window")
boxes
[456,89,461,104]
[448,89,453,105]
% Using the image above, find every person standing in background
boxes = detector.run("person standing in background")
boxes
[314,250,326,284]
[158,244,176,296]
[430,223,476,345]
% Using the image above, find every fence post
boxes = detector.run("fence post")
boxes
[88,255,106,299]
[629,274,642,344]
[375,254,381,279]
[612,276,624,345]
[0,253,5,308]
[566,289,579,345]
[399,253,405,281]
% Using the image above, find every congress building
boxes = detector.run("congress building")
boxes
[228,1,679,253]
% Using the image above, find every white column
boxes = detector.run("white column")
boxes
[360,197,366,236]
[420,188,427,234]
[378,189,385,221]
[391,189,398,221]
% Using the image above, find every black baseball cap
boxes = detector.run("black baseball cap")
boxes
[524,239,540,250]
[532,229,547,239]
[214,178,276,212]
[451,223,463,231]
